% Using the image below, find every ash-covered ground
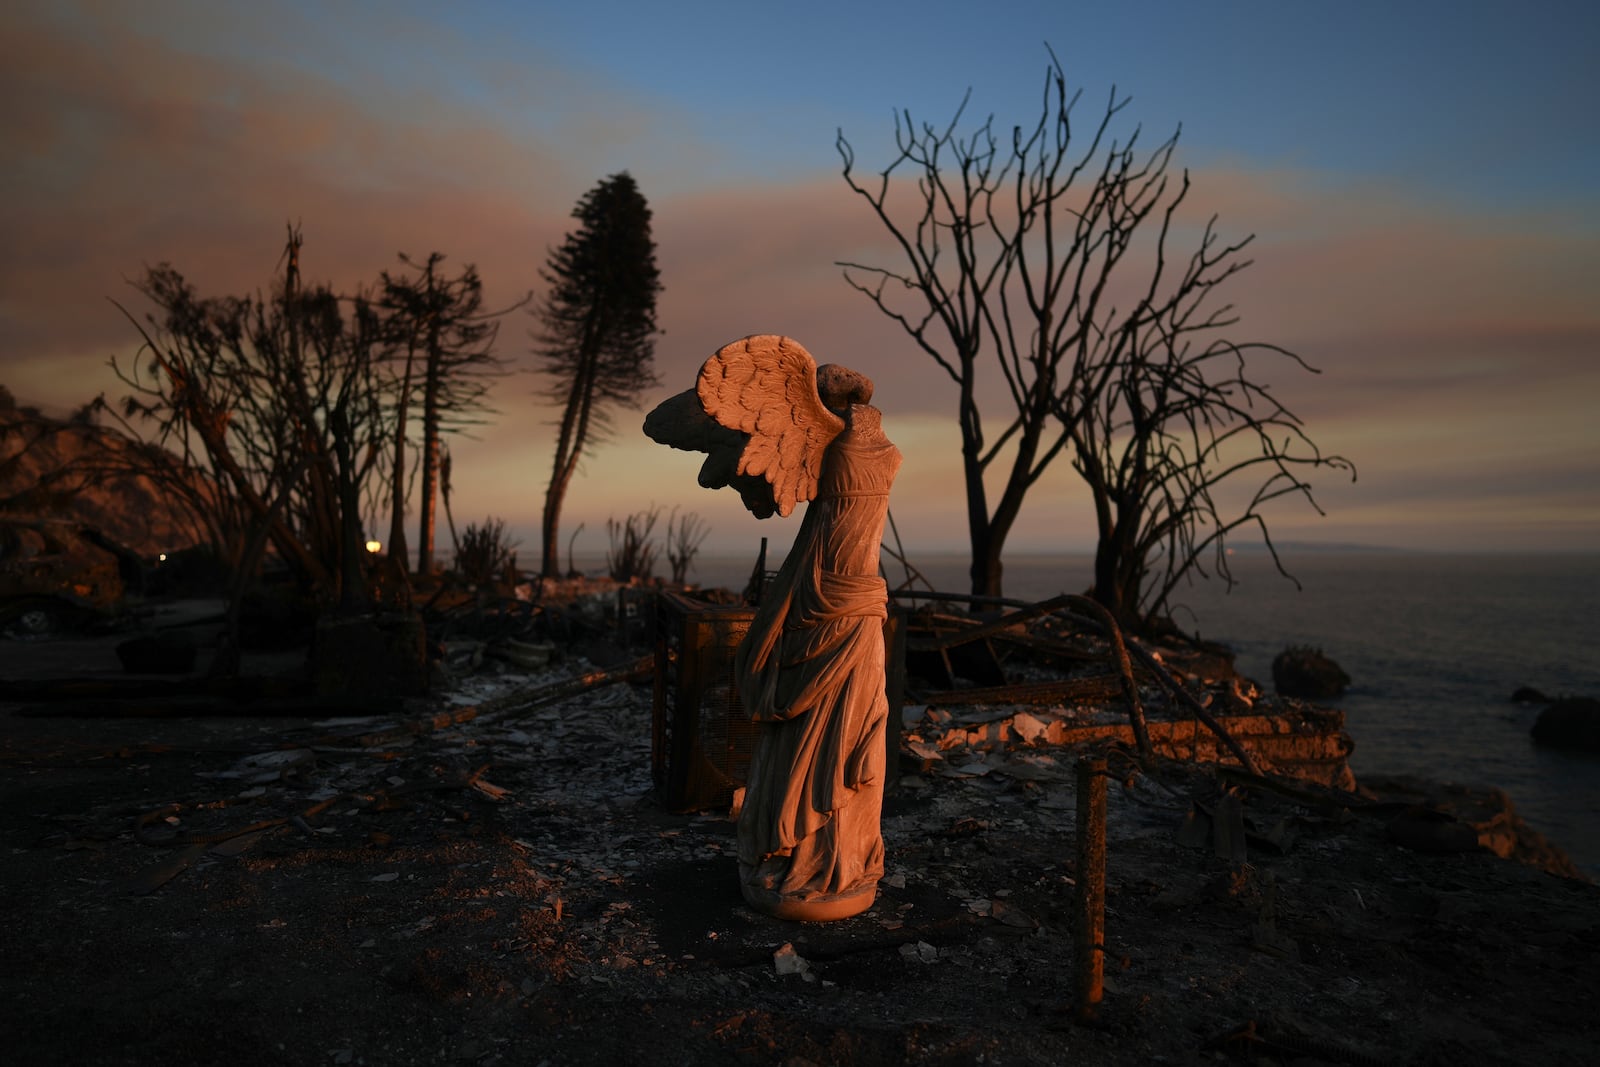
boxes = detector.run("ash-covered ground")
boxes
[2,611,1597,1065]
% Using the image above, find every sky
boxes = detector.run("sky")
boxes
[2,0,1597,565]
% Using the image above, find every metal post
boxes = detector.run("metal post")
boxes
[1075,756,1107,1023]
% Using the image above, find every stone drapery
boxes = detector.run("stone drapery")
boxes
[735,406,900,920]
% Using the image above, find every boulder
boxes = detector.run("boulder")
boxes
[1271,645,1351,700]
[1511,686,1553,704]
[1362,773,1587,880]
[1530,697,1600,754]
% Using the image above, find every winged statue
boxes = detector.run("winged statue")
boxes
[642,335,848,519]
[644,333,901,923]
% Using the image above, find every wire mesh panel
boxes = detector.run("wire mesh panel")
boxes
[653,592,756,811]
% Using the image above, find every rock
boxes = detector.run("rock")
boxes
[1511,686,1552,704]
[1530,697,1600,754]
[115,632,197,674]
[1362,773,1588,881]
[1271,645,1351,699]
[0,518,130,614]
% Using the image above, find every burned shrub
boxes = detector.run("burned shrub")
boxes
[664,509,709,584]
[607,508,659,582]
[454,518,517,588]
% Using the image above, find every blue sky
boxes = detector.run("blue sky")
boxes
[262,0,1599,203]
[3,0,1597,558]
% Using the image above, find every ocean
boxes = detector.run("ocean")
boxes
[679,548,1600,879]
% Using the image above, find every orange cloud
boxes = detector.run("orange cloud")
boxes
[0,9,576,389]
[4,5,1595,557]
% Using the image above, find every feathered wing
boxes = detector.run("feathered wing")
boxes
[642,388,781,518]
[696,336,845,518]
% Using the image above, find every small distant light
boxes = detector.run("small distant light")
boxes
[365,540,382,554]
[158,553,167,562]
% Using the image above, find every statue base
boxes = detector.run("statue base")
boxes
[740,879,878,922]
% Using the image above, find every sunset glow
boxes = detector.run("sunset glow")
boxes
[3,1,1595,557]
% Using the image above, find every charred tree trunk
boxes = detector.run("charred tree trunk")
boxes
[332,413,369,614]
[415,323,442,576]
[386,339,416,574]
[541,344,597,577]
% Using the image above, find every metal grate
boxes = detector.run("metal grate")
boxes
[653,591,756,811]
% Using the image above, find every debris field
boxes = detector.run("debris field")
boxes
[2,591,1597,1065]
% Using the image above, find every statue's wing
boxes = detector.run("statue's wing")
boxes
[642,388,780,518]
[696,335,845,518]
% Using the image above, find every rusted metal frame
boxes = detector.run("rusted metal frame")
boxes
[1074,756,1109,1023]
[902,592,1153,758]
[1057,596,1151,759]
[984,628,1105,664]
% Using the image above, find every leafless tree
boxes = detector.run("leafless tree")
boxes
[1066,211,1354,627]
[664,508,710,584]
[839,52,1349,613]
[378,253,516,577]
[606,506,660,582]
[110,227,387,613]
[838,56,1120,598]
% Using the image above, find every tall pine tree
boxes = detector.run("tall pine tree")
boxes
[534,172,662,577]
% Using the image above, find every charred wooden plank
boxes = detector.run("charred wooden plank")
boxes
[920,674,1126,706]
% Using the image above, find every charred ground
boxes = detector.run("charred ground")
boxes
[2,588,1596,1065]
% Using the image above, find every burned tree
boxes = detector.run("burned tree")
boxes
[453,516,517,588]
[1065,209,1354,629]
[606,506,660,583]
[664,508,710,584]
[838,52,1343,603]
[838,57,1102,599]
[0,393,127,525]
[533,172,662,579]
[378,253,512,576]
[110,227,387,615]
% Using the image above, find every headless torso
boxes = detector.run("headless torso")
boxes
[734,405,902,920]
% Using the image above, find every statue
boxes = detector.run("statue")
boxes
[644,336,901,921]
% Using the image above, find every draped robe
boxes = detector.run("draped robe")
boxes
[735,405,901,918]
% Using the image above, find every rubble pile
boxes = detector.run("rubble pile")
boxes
[897,597,1357,791]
